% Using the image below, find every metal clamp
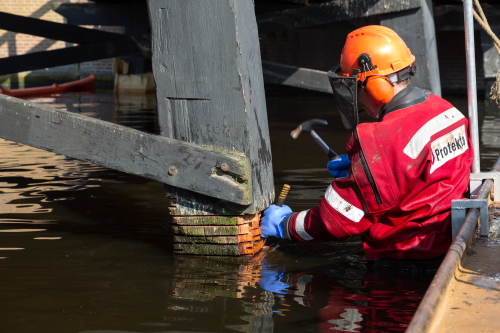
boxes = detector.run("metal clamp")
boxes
[470,172,500,200]
[451,199,488,239]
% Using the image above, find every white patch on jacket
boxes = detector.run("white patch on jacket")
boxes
[430,125,468,173]
[403,107,465,159]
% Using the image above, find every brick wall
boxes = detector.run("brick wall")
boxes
[0,0,121,88]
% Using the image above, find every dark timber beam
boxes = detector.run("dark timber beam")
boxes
[52,3,152,75]
[381,0,441,95]
[0,94,252,205]
[433,4,500,31]
[52,3,149,26]
[0,36,149,76]
[256,0,421,34]
[149,0,274,215]
[262,61,331,94]
[0,11,124,44]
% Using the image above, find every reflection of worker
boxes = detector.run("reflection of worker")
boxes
[261,25,473,268]
[257,262,431,331]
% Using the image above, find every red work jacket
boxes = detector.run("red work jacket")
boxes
[286,93,473,260]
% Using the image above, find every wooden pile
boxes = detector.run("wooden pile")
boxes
[171,213,264,256]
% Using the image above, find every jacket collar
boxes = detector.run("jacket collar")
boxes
[380,84,428,117]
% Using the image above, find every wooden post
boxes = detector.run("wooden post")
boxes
[148,0,274,255]
[380,0,442,96]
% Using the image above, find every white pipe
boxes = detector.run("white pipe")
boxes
[464,0,481,173]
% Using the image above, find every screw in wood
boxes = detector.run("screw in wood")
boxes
[168,166,177,175]
[220,163,230,172]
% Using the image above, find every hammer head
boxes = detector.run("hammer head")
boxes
[290,118,328,139]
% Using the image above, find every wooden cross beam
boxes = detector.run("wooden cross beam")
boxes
[0,94,253,205]
[52,3,149,26]
[0,11,148,76]
[256,0,421,34]
[0,36,148,76]
[0,11,125,44]
[262,61,332,94]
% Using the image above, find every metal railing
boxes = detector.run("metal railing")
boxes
[464,0,481,173]
[406,156,500,332]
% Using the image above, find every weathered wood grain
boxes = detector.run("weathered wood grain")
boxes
[171,213,260,226]
[165,187,244,216]
[170,212,263,256]
[171,224,256,237]
[148,0,274,215]
[172,216,241,226]
[174,235,240,244]
[257,0,421,34]
[0,94,252,204]
[173,233,258,244]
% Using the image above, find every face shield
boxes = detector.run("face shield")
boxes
[327,65,359,131]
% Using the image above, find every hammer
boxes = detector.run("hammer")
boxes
[290,119,339,160]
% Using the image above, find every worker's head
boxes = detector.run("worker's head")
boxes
[328,25,416,130]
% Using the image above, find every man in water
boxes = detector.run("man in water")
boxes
[260,25,473,269]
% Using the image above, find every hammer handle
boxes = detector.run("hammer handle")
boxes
[310,130,339,160]
[275,184,290,207]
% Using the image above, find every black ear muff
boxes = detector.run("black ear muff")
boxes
[365,76,394,105]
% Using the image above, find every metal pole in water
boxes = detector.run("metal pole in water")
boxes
[464,0,481,173]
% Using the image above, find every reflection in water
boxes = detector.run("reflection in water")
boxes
[0,89,496,332]
[171,256,274,332]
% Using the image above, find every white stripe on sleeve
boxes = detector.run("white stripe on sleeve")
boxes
[324,185,364,222]
[403,107,465,159]
[295,210,313,241]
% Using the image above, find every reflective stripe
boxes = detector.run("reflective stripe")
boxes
[403,107,465,159]
[295,275,313,297]
[295,210,313,241]
[324,185,364,222]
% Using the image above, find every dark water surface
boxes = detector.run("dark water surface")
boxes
[0,87,498,333]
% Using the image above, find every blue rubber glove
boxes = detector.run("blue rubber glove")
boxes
[257,264,289,294]
[261,204,292,238]
[327,154,351,178]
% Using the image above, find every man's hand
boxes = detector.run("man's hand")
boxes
[327,154,351,178]
[261,204,292,238]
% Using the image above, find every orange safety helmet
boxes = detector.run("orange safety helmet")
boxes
[339,25,416,105]
[328,25,416,130]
